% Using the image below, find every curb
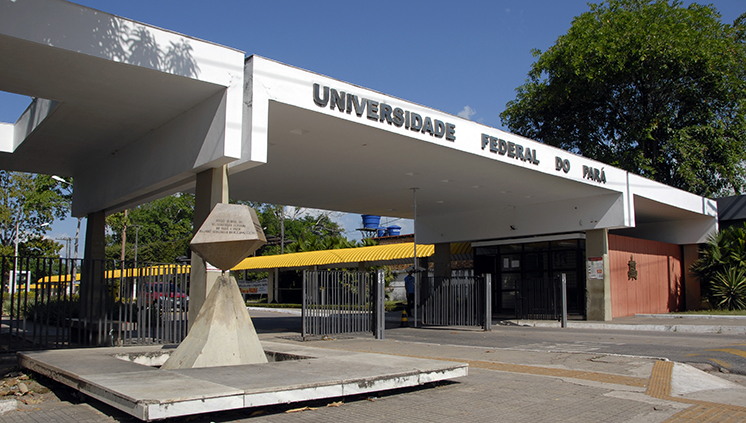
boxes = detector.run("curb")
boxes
[247,307,301,316]
[636,313,746,320]
[502,320,746,334]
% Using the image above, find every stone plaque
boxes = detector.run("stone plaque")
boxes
[190,203,266,270]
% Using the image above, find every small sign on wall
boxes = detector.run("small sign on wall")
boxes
[237,279,269,295]
[587,257,604,280]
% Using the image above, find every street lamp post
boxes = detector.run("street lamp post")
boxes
[411,187,419,328]
[52,175,81,261]
[13,220,50,293]
[13,219,19,295]
[55,237,73,258]
[52,175,82,294]
[132,224,141,266]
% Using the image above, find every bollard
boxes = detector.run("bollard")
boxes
[561,273,568,328]
[401,310,409,327]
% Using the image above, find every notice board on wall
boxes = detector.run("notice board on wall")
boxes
[587,257,604,280]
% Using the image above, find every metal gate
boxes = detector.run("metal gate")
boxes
[515,276,560,320]
[302,270,385,340]
[420,274,491,330]
[1,255,189,352]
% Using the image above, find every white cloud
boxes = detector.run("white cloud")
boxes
[457,105,476,120]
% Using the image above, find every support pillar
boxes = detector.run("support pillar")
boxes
[585,228,612,321]
[79,210,106,344]
[682,244,701,311]
[433,243,451,280]
[189,165,229,330]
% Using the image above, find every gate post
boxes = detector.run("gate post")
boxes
[483,274,492,331]
[301,270,308,341]
[375,269,385,340]
[561,273,568,328]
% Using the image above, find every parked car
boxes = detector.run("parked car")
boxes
[142,283,189,310]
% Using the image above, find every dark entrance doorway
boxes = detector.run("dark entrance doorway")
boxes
[474,237,586,319]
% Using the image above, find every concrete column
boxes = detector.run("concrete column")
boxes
[433,243,451,280]
[266,268,279,303]
[79,210,106,340]
[189,165,229,329]
[585,228,612,321]
[271,268,279,303]
[682,244,701,311]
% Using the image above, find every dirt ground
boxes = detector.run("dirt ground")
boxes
[0,353,72,407]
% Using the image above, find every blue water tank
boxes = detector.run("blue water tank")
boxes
[386,225,401,236]
[377,227,387,237]
[361,215,381,229]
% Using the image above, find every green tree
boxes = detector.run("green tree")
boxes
[246,204,349,255]
[106,197,357,263]
[501,1,746,196]
[0,171,68,257]
[106,194,195,263]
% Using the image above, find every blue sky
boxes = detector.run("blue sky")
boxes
[2,0,743,250]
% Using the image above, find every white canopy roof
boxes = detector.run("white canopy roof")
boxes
[0,0,717,246]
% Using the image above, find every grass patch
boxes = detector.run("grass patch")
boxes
[674,309,746,316]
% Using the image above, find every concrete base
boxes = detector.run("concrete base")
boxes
[18,341,467,421]
[161,275,267,369]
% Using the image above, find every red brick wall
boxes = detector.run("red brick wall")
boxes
[608,235,683,317]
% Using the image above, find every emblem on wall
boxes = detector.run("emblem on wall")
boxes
[627,255,638,280]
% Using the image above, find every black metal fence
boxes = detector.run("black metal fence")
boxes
[515,276,560,320]
[1,255,189,352]
[420,274,491,329]
[301,270,385,340]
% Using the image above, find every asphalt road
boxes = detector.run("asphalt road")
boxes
[248,308,746,375]
[386,324,746,375]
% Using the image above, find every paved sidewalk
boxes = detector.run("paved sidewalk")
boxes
[2,312,745,422]
[3,327,746,423]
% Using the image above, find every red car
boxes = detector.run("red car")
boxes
[142,283,189,310]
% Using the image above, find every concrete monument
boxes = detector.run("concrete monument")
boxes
[161,203,268,369]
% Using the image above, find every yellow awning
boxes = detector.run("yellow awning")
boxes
[233,242,437,271]
[35,264,191,285]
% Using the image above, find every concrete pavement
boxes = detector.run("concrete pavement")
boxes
[2,312,746,422]
[248,306,746,334]
[502,313,746,334]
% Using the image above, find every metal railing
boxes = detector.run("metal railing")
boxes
[420,274,491,330]
[115,263,190,346]
[302,270,385,340]
[515,276,560,320]
[1,255,189,352]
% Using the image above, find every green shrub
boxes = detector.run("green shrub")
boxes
[711,267,746,310]
[2,291,37,317]
[23,295,80,325]
[692,223,746,310]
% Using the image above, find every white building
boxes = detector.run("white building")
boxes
[0,0,717,321]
